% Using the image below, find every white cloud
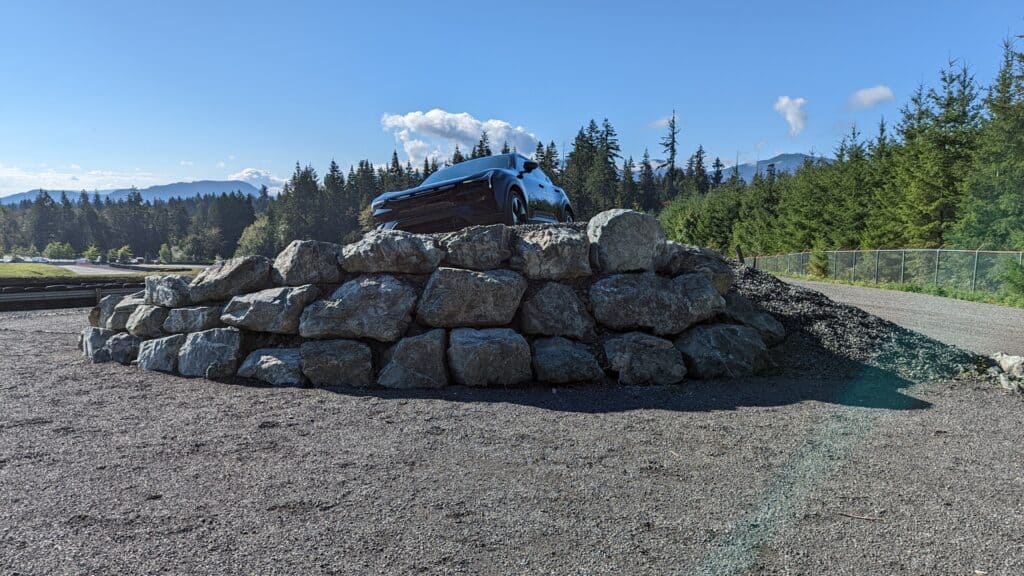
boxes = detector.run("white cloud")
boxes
[848,85,894,110]
[381,108,539,164]
[0,163,160,196]
[179,160,194,167]
[773,96,807,136]
[649,116,672,129]
[216,161,226,168]
[69,163,81,170]
[228,168,285,192]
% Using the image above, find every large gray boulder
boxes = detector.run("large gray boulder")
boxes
[189,256,272,303]
[300,340,373,387]
[590,273,725,336]
[587,209,665,273]
[238,348,307,386]
[417,268,527,328]
[658,241,734,295]
[125,304,169,338]
[340,230,442,274]
[519,282,594,340]
[532,337,603,384]
[178,327,242,378]
[144,275,192,308]
[96,294,124,329]
[272,240,345,285]
[163,305,224,334]
[377,329,448,389]
[674,324,770,379]
[299,275,417,341]
[105,333,143,365]
[722,292,786,346]
[447,328,532,387]
[106,294,145,331]
[603,332,687,385]
[221,285,319,334]
[137,334,186,373]
[81,327,115,363]
[440,224,512,270]
[510,227,591,280]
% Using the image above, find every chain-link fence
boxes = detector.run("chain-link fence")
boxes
[752,249,1024,293]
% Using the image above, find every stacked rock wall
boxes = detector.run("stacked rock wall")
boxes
[79,209,785,388]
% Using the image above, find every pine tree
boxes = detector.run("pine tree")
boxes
[710,157,725,189]
[659,110,680,200]
[470,131,492,158]
[638,149,659,212]
[451,144,466,164]
[501,140,511,154]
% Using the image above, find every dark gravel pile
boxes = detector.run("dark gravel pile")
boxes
[732,264,990,383]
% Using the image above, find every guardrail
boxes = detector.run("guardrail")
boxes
[0,284,143,311]
[752,248,1024,294]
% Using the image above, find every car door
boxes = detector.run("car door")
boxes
[516,156,547,221]
[532,168,560,221]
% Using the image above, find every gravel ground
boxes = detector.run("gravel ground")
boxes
[2,273,1022,575]
[785,278,1024,357]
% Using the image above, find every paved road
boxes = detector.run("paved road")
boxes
[55,264,134,276]
[787,279,1024,357]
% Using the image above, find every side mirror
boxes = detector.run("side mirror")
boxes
[523,160,539,173]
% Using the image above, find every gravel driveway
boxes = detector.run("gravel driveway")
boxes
[786,279,1024,356]
[2,306,1022,575]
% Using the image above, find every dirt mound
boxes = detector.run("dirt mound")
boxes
[732,264,989,383]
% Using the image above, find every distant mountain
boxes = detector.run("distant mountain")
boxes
[0,180,261,205]
[726,153,826,183]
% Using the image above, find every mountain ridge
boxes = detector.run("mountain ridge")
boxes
[0,180,260,205]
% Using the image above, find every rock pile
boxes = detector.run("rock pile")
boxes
[79,209,786,388]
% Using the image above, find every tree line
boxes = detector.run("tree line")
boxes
[661,41,1024,256]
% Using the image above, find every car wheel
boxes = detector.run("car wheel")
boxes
[506,189,528,226]
[563,208,574,223]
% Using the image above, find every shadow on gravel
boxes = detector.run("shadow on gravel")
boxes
[224,334,931,415]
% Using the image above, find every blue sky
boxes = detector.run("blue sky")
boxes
[0,0,1020,195]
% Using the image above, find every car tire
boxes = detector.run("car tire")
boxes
[562,207,575,223]
[504,188,528,226]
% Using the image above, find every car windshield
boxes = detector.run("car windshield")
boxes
[421,155,513,185]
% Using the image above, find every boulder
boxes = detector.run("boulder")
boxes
[993,352,1024,378]
[106,294,145,331]
[603,332,687,385]
[88,306,101,328]
[590,273,725,336]
[299,340,373,387]
[221,285,319,334]
[105,333,143,365]
[510,227,591,280]
[377,329,448,389]
[658,241,734,295]
[447,328,532,387]
[532,337,603,384]
[144,275,192,308]
[519,282,595,339]
[272,240,345,285]
[163,305,225,334]
[81,327,115,363]
[674,324,770,379]
[722,292,786,346]
[417,268,527,327]
[125,304,169,338]
[177,327,242,378]
[238,348,307,386]
[299,275,417,341]
[96,294,125,329]
[188,256,272,303]
[340,230,442,274]
[136,334,186,373]
[586,209,665,273]
[440,224,512,270]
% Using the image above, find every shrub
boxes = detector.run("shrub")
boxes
[43,241,76,260]
[809,246,830,278]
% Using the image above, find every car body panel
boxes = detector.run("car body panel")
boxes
[371,153,572,233]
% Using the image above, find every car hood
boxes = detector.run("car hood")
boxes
[373,170,495,204]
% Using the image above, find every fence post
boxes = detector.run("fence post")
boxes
[832,251,837,279]
[971,250,979,292]
[933,249,940,286]
[874,250,880,284]
[852,251,857,282]
[899,250,906,284]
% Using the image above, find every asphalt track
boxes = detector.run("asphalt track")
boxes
[786,279,1024,357]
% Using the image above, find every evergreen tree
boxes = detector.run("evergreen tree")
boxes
[638,149,659,212]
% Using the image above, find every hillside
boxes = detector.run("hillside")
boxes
[0,180,260,205]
